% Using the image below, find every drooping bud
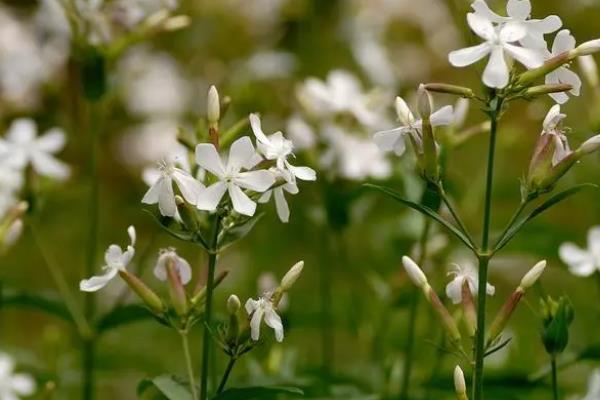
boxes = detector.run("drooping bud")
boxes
[227,294,241,314]
[579,56,599,88]
[574,39,600,56]
[461,280,477,338]
[207,85,220,125]
[166,258,189,316]
[519,260,547,290]
[119,270,165,314]
[280,261,304,291]
[454,366,468,400]
[402,256,429,290]
[424,83,475,98]
[523,84,573,98]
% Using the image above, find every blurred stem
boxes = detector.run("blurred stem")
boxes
[180,330,198,400]
[216,357,236,394]
[473,96,503,400]
[399,217,432,400]
[551,356,559,400]
[200,215,221,400]
[437,185,474,245]
[320,226,338,379]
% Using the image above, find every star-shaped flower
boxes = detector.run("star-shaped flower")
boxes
[559,226,600,277]
[153,248,192,285]
[544,30,582,104]
[446,262,495,305]
[245,296,284,342]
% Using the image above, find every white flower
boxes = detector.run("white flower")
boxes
[286,115,316,150]
[80,226,136,292]
[542,104,571,166]
[448,13,544,88]
[258,171,299,223]
[0,352,36,400]
[0,119,69,180]
[141,159,204,217]
[559,226,600,277]
[153,248,192,285]
[581,369,600,400]
[446,262,495,304]
[374,96,453,156]
[471,0,562,49]
[544,30,582,104]
[245,296,284,342]
[249,113,316,183]
[257,272,288,311]
[195,136,275,216]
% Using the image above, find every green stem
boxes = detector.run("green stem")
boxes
[216,357,236,394]
[399,218,432,399]
[181,330,199,400]
[492,197,532,253]
[438,185,475,246]
[473,97,503,400]
[551,356,559,400]
[200,215,221,400]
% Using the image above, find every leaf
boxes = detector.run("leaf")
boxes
[0,288,74,323]
[494,184,598,252]
[212,386,303,400]
[138,375,194,400]
[143,209,207,248]
[96,304,155,334]
[364,183,475,250]
[217,214,263,251]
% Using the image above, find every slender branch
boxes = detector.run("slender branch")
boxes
[473,96,503,400]
[216,357,237,394]
[492,196,533,254]
[200,215,221,400]
[551,356,559,400]
[181,330,199,400]
[437,185,475,245]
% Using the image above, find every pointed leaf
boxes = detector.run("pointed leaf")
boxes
[96,304,155,334]
[212,386,303,400]
[1,288,74,323]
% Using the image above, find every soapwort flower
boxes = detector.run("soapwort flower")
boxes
[448,13,544,88]
[245,296,284,342]
[195,136,275,216]
[0,352,36,400]
[559,226,600,277]
[80,226,136,292]
[446,262,495,305]
[153,248,192,285]
[257,169,299,223]
[544,30,581,104]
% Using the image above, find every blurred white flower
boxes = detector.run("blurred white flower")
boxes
[250,113,316,183]
[3,219,24,248]
[0,163,23,218]
[243,51,296,80]
[153,248,192,285]
[0,352,36,400]
[446,262,495,304]
[321,124,391,180]
[544,30,582,104]
[471,0,561,49]
[119,119,183,166]
[80,226,136,292]
[0,118,69,180]
[195,137,275,216]
[581,369,600,400]
[374,96,453,156]
[245,296,284,342]
[559,226,600,277]
[142,160,204,217]
[286,115,317,150]
[448,13,543,88]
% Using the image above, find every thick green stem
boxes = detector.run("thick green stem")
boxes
[200,216,221,400]
[551,356,559,400]
[473,97,503,400]
[216,357,236,394]
[399,218,432,399]
[181,330,199,400]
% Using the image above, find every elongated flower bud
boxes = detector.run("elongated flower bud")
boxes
[579,56,599,88]
[519,260,547,290]
[424,83,474,98]
[280,261,304,291]
[517,52,573,87]
[207,85,220,124]
[417,84,432,118]
[578,134,600,155]
[461,280,477,338]
[175,195,199,231]
[454,366,468,400]
[167,258,189,316]
[575,39,600,56]
[428,288,462,344]
[523,84,573,98]
[119,270,165,314]
[402,256,429,290]
[226,295,241,345]
[227,294,241,314]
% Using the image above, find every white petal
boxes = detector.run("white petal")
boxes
[7,118,37,143]
[172,169,204,204]
[445,277,463,305]
[249,113,270,145]
[245,298,259,314]
[467,13,496,41]
[557,67,582,96]
[30,153,70,179]
[249,308,264,341]
[142,179,162,205]
[11,373,36,395]
[234,170,275,192]
[587,226,600,258]
[430,105,455,126]
[127,226,136,246]
[284,182,299,194]
[485,282,496,296]
[395,96,415,125]
[499,22,527,43]
[559,243,596,277]
[80,268,118,292]
[175,256,192,285]
[197,181,227,211]
[227,136,257,174]
[504,43,544,69]
[552,29,576,55]
[530,15,562,34]
[104,244,124,266]
[158,177,177,217]
[448,43,491,67]
[543,104,564,130]
[258,190,272,203]
[228,184,257,216]
[471,0,507,23]
[264,308,284,342]
[373,128,404,153]
[506,0,531,20]
[483,47,509,88]
[288,164,316,181]
[195,143,225,178]
[273,187,290,223]
[36,128,66,153]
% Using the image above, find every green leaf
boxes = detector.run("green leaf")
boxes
[96,304,155,334]
[0,288,74,323]
[364,183,475,250]
[217,214,263,251]
[494,183,598,252]
[212,386,303,400]
[138,375,194,400]
[144,209,208,248]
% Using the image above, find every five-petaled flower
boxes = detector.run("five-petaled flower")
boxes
[544,30,582,104]
[80,226,136,292]
[195,136,275,216]
[245,296,284,342]
[559,226,600,277]
[446,262,495,305]
[0,352,36,400]
[153,248,192,285]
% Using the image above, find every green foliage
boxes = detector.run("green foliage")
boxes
[138,375,194,400]
[211,386,303,400]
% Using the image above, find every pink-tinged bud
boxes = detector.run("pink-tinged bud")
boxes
[428,288,462,344]
[578,134,600,155]
[461,281,477,338]
[402,256,428,289]
[517,52,573,87]
[575,39,600,56]
[454,366,468,400]
[579,56,599,88]
[526,132,577,195]
[119,270,165,314]
[167,259,189,316]
[486,289,524,348]
[519,260,547,290]
[424,83,474,98]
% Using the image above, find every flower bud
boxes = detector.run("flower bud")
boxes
[175,195,199,231]
[402,256,428,289]
[575,39,600,56]
[417,84,432,119]
[163,15,191,31]
[519,260,547,290]
[166,258,189,316]
[207,85,220,125]
[227,294,241,315]
[578,134,600,155]
[579,55,599,88]
[523,84,573,98]
[280,261,304,291]
[454,366,468,400]
[461,280,477,338]
[517,52,573,87]
[486,289,524,348]
[428,288,462,344]
[540,296,574,355]
[119,270,165,314]
[424,83,474,98]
